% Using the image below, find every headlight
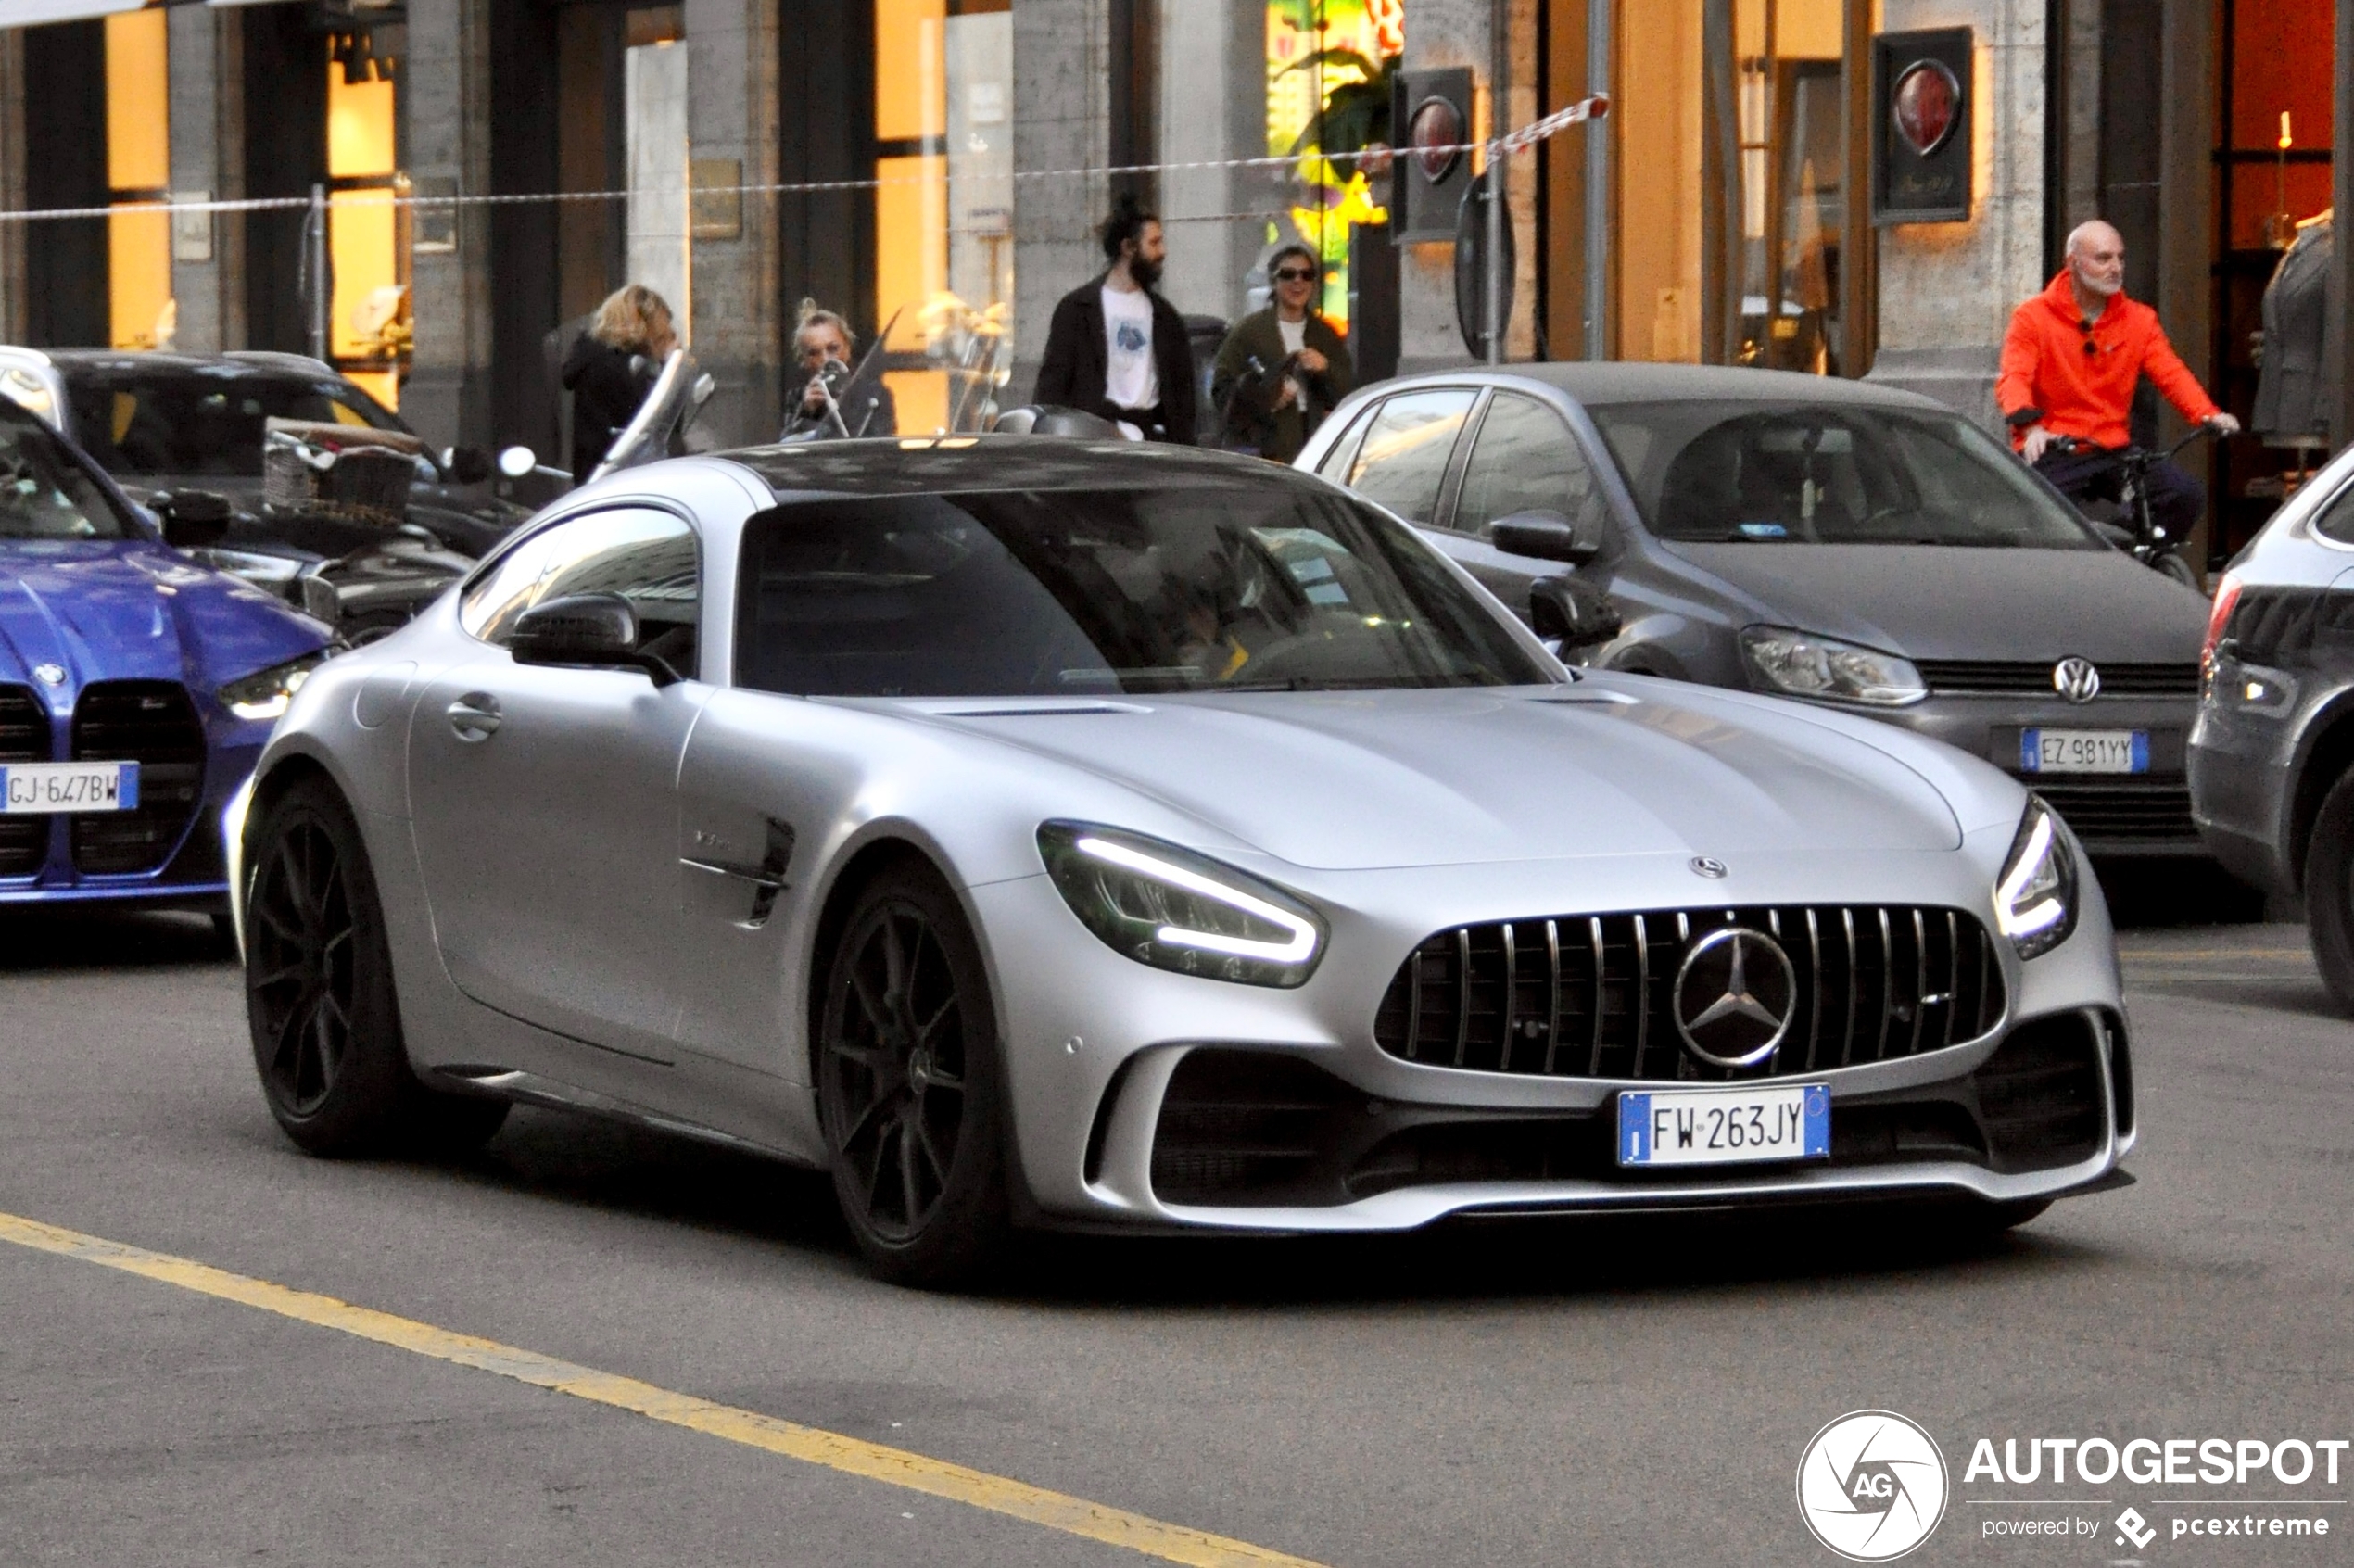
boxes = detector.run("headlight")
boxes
[1037,821,1326,987]
[219,652,325,722]
[1739,626,1927,706]
[1994,796,2078,960]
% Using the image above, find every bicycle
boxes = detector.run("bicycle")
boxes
[2043,426,2216,588]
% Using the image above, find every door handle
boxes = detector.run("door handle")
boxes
[447,692,501,741]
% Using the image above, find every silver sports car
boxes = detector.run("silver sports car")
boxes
[231,437,2133,1285]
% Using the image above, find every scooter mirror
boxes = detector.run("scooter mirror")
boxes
[496,445,538,479]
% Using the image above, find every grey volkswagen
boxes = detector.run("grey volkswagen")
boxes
[1297,364,2213,860]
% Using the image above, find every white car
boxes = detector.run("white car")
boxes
[232,437,2133,1285]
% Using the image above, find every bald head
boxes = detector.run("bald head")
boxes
[2066,221,2126,307]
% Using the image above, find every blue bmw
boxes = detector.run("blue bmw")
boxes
[0,398,327,918]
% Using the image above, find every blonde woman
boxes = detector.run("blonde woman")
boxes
[562,284,677,477]
[780,299,897,439]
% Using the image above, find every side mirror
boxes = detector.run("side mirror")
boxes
[444,445,492,485]
[1491,510,1601,566]
[496,445,538,479]
[508,592,678,686]
[148,488,234,549]
[1530,575,1622,649]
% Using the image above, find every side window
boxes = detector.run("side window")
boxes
[1336,388,1477,523]
[2312,478,2354,545]
[462,507,702,674]
[1454,393,1610,541]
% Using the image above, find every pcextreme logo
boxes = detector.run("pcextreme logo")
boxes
[1796,1410,1951,1562]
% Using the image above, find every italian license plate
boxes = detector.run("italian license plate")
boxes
[1617,1083,1830,1168]
[0,761,139,814]
[2019,727,2147,775]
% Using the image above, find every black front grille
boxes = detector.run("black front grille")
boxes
[70,681,205,874]
[0,684,48,877]
[2034,781,2197,844]
[1373,905,2006,1081]
[1973,1012,2107,1172]
[1915,660,2198,698]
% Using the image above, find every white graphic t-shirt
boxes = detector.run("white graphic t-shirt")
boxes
[1100,284,1158,413]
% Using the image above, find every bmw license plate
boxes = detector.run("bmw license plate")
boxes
[1617,1083,1829,1168]
[0,761,139,814]
[2019,728,2147,775]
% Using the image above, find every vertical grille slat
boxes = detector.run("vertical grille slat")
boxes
[70,680,205,875]
[1373,903,2006,1082]
[0,684,49,877]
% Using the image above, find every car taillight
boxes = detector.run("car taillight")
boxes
[2202,571,2243,676]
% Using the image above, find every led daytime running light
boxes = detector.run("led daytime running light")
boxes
[1073,834,1319,964]
[1995,809,2064,939]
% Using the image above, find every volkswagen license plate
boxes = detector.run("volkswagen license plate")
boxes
[2019,728,2147,775]
[1617,1083,1829,1168]
[0,761,139,814]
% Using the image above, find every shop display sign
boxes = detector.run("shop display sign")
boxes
[1871,28,1972,225]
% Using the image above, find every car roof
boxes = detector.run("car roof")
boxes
[1388,360,1953,412]
[727,436,1330,498]
[0,347,339,379]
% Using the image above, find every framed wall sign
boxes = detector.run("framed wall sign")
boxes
[1871,28,1973,225]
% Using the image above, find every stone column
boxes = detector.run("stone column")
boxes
[403,0,495,450]
[685,0,781,448]
[166,6,240,353]
[1865,0,2047,433]
[0,29,24,346]
[1012,0,1111,400]
[1153,0,1264,325]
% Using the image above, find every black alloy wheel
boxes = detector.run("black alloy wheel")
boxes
[816,862,1009,1285]
[244,777,508,1155]
[2305,767,2354,1015]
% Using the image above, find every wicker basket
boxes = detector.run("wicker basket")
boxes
[261,419,424,525]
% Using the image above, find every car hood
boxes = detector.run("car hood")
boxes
[0,538,328,694]
[918,683,1966,870]
[1660,542,2209,661]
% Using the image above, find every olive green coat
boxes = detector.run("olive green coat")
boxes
[1209,308,1355,463]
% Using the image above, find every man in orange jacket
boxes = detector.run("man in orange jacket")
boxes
[1997,220,2239,544]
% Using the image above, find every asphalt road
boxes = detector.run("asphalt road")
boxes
[2,904,2349,1568]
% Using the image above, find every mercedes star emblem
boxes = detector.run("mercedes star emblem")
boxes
[1690,856,1729,879]
[2052,657,2102,703]
[1672,927,1798,1069]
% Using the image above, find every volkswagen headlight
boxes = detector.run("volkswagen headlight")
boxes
[1995,796,2078,960]
[1037,822,1326,987]
[1740,626,1927,706]
[219,651,325,722]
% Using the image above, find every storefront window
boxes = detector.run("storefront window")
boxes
[1736,0,1844,373]
[1264,0,1403,327]
[325,29,407,408]
[873,0,1013,436]
[105,9,171,351]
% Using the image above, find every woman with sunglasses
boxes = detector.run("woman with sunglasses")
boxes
[1210,243,1355,463]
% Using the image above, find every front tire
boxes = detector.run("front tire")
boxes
[244,777,508,1155]
[2305,768,2354,1014]
[2153,551,2201,589]
[816,862,1011,1287]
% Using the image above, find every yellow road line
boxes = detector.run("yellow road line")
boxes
[0,1209,1324,1568]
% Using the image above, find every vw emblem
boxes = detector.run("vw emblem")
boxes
[32,663,64,686]
[1672,927,1798,1069]
[2052,657,2101,703]
[1689,855,1728,879]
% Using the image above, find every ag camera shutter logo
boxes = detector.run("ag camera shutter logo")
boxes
[1796,1410,1950,1561]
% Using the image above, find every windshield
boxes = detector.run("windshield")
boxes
[734,484,1549,698]
[0,408,133,540]
[1587,400,2100,549]
[63,365,405,478]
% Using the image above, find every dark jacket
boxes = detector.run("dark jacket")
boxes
[1033,274,1198,444]
[561,335,652,479]
[779,374,898,440]
[1209,308,1354,463]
